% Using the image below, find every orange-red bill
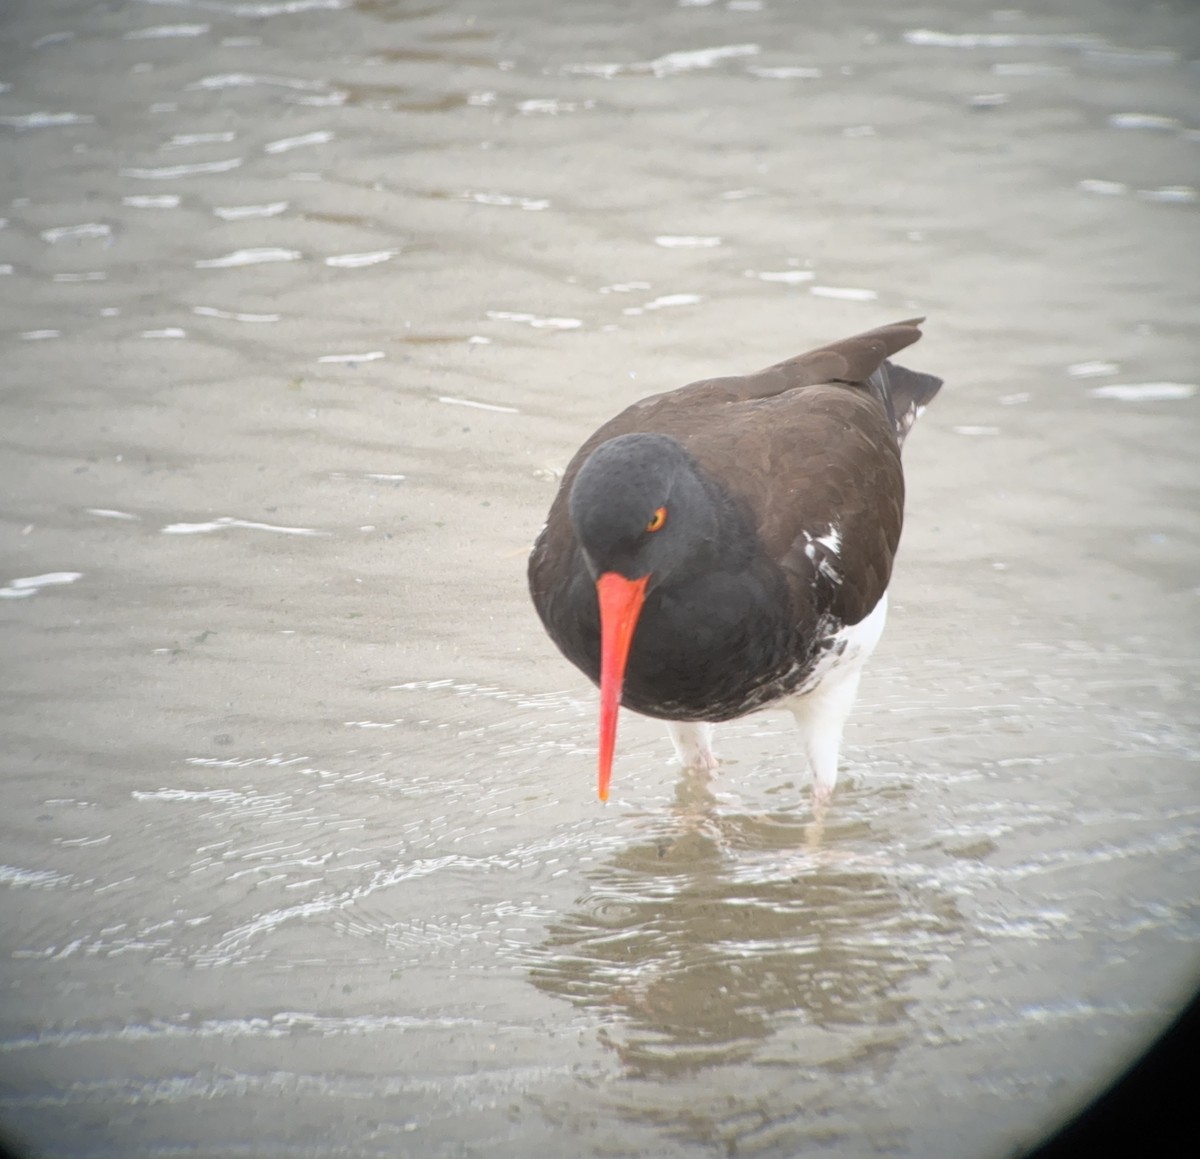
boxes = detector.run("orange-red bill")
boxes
[595,571,648,802]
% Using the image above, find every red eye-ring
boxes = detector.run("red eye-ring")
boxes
[645,506,667,533]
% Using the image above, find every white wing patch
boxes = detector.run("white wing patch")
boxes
[815,524,841,554]
[803,524,843,584]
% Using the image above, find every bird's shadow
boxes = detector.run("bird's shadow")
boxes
[526,766,961,1078]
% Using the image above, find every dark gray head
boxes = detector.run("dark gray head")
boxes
[567,433,725,586]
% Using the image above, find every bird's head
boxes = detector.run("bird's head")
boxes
[568,433,718,802]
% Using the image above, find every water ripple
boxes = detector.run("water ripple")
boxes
[0,112,94,129]
[161,131,237,150]
[40,222,110,243]
[460,190,549,211]
[120,157,243,179]
[185,72,331,93]
[437,396,520,414]
[194,247,302,268]
[809,285,878,302]
[192,305,281,322]
[0,1060,585,1111]
[485,310,581,330]
[323,250,397,268]
[264,130,333,154]
[159,516,328,536]
[0,1011,487,1053]
[903,29,1103,50]
[0,572,83,599]
[212,200,288,219]
[0,865,74,889]
[316,350,384,363]
[123,194,181,208]
[747,269,815,285]
[1089,382,1196,402]
[562,43,760,80]
[654,234,721,248]
[124,23,210,40]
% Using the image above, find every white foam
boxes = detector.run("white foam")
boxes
[0,865,73,888]
[1088,382,1196,402]
[0,572,83,599]
[517,98,592,115]
[317,351,385,363]
[212,201,288,220]
[632,293,702,312]
[195,247,301,268]
[750,269,815,284]
[462,191,549,211]
[264,130,333,154]
[193,306,280,322]
[1108,113,1179,131]
[225,0,345,15]
[1078,178,1128,196]
[161,131,236,149]
[746,65,821,79]
[324,250,397,268]
[655,235,722,247]
[903,29,1100,49]
[1068,360,1119,378]
[186,72,329,92]
[810,285,877,301]
[485,310,581,329]
[160,517,328,536]
[647,44,760,77]
[599,281,651,293]
[120,158,242,179]
[123,194,181,208]
[41,222,110,243]
[438,396,520,414]
[1136,186,1198,204]
[124,24,210,40]
[0,112,94,129]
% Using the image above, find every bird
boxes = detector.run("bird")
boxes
[527,318,942,807]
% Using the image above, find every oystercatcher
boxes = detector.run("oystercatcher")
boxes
[528,318,942,805]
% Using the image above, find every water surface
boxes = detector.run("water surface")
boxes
[1,0,1198,1156]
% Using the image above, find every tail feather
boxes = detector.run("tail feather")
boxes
[869,360,942,448]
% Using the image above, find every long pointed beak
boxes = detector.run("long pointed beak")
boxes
[595,571,649,802]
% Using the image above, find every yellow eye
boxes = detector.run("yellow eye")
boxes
[645,506,667,533]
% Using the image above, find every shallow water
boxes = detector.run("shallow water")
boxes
[1,0,1198,1156]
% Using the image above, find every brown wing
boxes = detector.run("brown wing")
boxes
[553,317,926,485]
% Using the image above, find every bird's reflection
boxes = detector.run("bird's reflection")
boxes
[529,769,958,1077]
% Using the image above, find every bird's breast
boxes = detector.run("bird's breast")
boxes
[616,573,823,722]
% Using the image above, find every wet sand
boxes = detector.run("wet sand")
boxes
[1,0,1198,1156]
